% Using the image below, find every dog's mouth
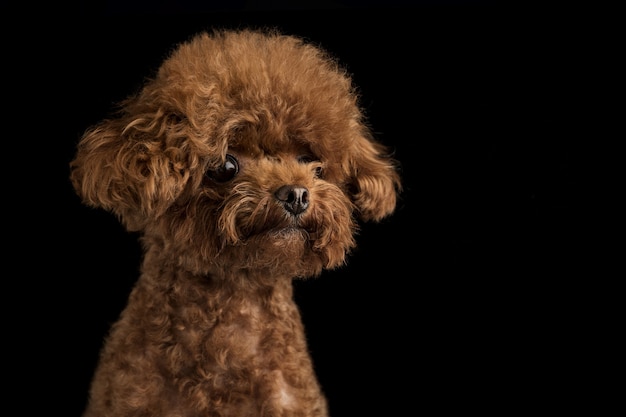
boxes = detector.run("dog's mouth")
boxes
[237,209,320,243]
[261,225,318,242]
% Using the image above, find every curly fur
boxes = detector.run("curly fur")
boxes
[71,28,401,417]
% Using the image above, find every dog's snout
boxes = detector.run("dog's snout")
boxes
[275,185,309,215]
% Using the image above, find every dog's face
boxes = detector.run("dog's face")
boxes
[70,30,400,277]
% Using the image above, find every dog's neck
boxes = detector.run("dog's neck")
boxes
[137,242,299,303]
[141,231,326,282]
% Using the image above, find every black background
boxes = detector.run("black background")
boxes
[13,1,614,415]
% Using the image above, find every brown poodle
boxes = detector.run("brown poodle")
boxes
[70,28,401,417]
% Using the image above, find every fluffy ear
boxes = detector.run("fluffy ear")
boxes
[348,132,402,222]
[69,113,193,232]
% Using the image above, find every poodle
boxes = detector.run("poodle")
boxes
[70,28,401,417]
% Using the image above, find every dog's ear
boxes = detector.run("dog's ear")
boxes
[347,132,402,222]
[69,112,193,231]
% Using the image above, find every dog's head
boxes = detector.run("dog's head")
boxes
[70,29,401,277]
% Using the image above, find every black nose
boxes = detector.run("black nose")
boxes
[274,185,309,215]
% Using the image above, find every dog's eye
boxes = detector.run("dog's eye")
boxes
[206,154,239,182]
[298,155,323,178]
